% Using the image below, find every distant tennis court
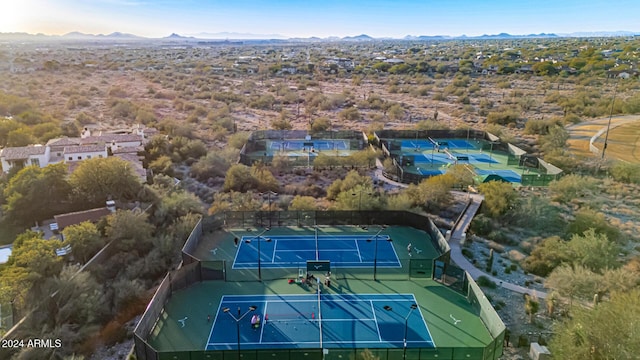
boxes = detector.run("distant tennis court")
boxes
[475,169,521,183]
[206,293,434,350]
[268,139,349,152]
[400,139,477,150]
[233,235,400,269]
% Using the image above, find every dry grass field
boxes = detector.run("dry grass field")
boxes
[567,115,640,163]
[592,120,640,163]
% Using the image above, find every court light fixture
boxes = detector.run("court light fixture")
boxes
[384,305,393,311]
[222,306,258,360]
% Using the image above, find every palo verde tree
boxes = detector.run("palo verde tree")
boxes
[549,289,640,359]
[2,163,72,225]
[69,157,142,206]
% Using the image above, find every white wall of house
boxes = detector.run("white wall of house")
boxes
[0,147,50,173]
[29,148,51,167]
[64,149,107,162]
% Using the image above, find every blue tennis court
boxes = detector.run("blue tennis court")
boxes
[413,153,454,164]
[476,169,522,183]
[450,152,499,164]
[415,167,447,176]
[233,235,400,269]
[400,139,477,150]
[206,293,434,350]
[268,140,349,151]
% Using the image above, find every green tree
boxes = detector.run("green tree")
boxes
[250,163,280,192]
[228,132,250,150]
[62,222,104,263]
[69,157,142,205]
[310,117,331,133]
[152,190,203,226]
[289,196,319,211]
[549,289,640,359]
[105,210,154,253]
[609,161,640,184]
[478,181,516,218]
[545,265,600,305]
[0,118,22,146]
[2,163,72,224]
[540,125,569,153]
[566,229,620,273]
[223,164,256,192]
[387,104,405,121]
[405,175,453,211]
[9,231,64,280]
[522,236,570,276]
[326,170,372,200]
[208,191,262,214]
[548,175,598,203]
[512,195,565,233]
[339,107,361,121]
[524,294,540,323]
[566,208,621,243]
[414,120,449,131]
[6,127,36,146]
[190,152,231,180]
[334,184,384,210]
[149,155,174,177]
[385,192,414,211]
[532,62,558,76]
[45,264,108,328]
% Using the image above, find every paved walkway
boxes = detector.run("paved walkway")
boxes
[374,159,547,298]
[448,194,547,299]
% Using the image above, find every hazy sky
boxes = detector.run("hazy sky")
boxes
[1,0,638,38]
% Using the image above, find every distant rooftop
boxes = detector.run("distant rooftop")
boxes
[0,145,47,160]
[64,144,107,154]
[54,207,111,230]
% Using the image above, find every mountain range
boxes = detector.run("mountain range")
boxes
[0,31,638,42]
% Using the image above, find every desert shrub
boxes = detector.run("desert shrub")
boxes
[487,109,520,125]
[476,276,497,288]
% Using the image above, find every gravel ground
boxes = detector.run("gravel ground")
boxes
[463,236,554,360]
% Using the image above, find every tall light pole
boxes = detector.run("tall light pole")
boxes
[261,191,278,227]
[223,305,257,360]
[352,188,372,211]
[384,303,418,359]
[602,78,619,160]
[245,227,271,281]
[366,225,391,281]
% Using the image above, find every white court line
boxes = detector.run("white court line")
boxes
[233,261,400,266]
[226,298,416,304]
[272,240,277,262]
[208,339,434,346]
[411,294,436,347]
[273,249,361,252]
[371,300,382,342]
[205,299,224,350]
[354,239,363,262]
[259,301,268,343]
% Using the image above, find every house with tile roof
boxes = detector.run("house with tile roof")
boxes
[0,145,50,173]
[63,144,108,162]
[1,131,145,173]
